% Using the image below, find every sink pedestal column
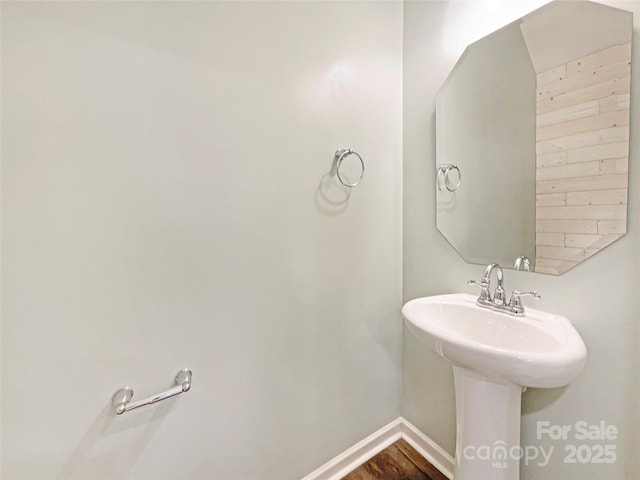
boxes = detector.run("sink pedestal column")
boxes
[453,367,522,480]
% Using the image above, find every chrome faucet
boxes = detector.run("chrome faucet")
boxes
[468,263,540,316]
[514,256,531,271]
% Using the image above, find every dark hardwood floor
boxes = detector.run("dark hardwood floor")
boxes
[341,439,449,480]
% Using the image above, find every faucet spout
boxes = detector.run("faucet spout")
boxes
[482,263,506,306]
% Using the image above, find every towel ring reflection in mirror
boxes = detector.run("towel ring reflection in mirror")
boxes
[437,164,461,192]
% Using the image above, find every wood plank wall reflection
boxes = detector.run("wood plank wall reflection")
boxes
[535,42,631,275]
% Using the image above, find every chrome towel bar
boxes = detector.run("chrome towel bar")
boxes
[111,369,192,415]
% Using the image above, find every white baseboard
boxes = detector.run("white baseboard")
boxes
[300,418,403,480]
[301,417,454,480]
[400,418,454,480]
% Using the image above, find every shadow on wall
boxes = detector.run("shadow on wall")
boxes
[522,386,568,415]
[315,172,352,215]
[56,397,179,479]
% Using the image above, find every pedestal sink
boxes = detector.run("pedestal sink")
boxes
[402,293,587,480]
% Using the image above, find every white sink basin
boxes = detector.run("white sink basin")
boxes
[402,293,586,388]
[403,293,587,480]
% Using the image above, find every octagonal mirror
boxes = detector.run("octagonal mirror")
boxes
[436,0,632,275]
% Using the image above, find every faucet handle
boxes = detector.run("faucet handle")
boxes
[511,290,541,299]
[508,290,540,315]
[468,279,491,302]
[468,279,489,289]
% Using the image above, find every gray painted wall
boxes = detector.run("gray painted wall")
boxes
[1,2,403,478]
[403,1,639,480]
[3,1,639,479]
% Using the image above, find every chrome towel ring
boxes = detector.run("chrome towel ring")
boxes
[335,149,365,188]
[436,164,461,192]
